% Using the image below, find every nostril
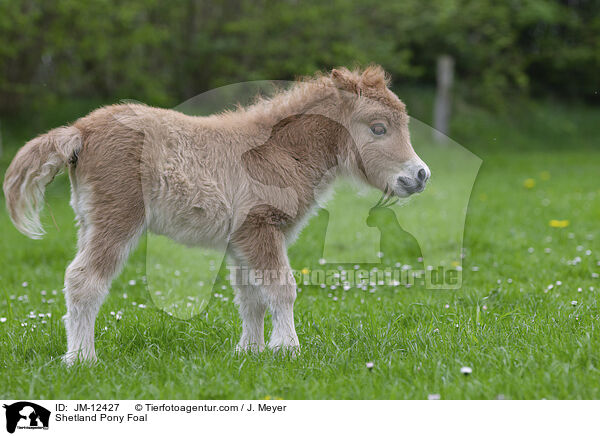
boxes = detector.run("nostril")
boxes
[417,168,427,182]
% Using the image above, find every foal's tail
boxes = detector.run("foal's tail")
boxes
[3,126,82,239]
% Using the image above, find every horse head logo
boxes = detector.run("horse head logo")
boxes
[366,186,423,267]
[3,402,51,434]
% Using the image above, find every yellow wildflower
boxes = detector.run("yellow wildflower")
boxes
[549,219,569,228]
[523,178,536,189]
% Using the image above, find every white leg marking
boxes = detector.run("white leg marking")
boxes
[234,283,267,352]
[265,269,299,353]
[62,253,107,365]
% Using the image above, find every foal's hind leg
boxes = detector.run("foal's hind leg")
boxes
[62,204,144,365]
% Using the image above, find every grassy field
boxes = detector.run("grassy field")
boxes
[0,96,599,399]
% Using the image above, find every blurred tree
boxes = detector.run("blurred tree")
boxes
[0,0,597,114]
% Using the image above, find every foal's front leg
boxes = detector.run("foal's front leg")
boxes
[232,224,299,353]
[264,266,299,351]
[233,282,267,352]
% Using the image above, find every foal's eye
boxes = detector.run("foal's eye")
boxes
[370,123,387,136]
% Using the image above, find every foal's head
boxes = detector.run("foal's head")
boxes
[331,66,430,198]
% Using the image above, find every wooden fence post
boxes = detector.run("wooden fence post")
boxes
[433,54,454,142]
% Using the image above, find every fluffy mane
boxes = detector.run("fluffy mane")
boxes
[241,65,405,126]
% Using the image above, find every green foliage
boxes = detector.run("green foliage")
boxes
[0,0,598,114]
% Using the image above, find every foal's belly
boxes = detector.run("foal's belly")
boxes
[145,199,232,249]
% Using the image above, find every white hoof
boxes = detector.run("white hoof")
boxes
[236,338,265,354]
[62,350,97,366]
[268,335,300,357]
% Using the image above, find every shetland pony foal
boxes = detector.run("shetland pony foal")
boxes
[3,66,430,364]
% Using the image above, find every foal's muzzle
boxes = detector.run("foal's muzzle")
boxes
[396,165,430,194]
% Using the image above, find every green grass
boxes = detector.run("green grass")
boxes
[0,97,599,399]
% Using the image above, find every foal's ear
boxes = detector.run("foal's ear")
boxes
[359,65,389,89]
[331,68,359,94]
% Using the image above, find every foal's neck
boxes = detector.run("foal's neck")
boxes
[239,82,356,216]
[249,80,342,130]
[241,111,350,212]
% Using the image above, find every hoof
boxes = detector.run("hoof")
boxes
[267,340,300,357]
[62,350,97,366]
[235,340,265,354]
